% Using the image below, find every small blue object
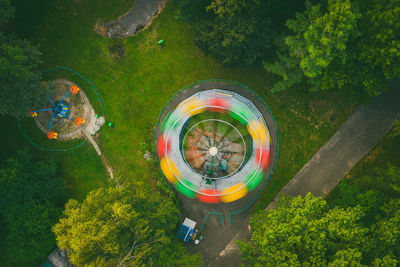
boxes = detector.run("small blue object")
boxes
[177,224,194,243]
[55,102,69,118]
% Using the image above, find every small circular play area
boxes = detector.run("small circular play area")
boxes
[32,79,94,140]
[155,81,278,204]
[18,66,106,152]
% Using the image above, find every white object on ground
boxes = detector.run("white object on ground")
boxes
[86,115,105,135]
[143,151,152,161]
[183,218,197,229]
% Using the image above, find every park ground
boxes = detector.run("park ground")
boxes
[1,0,397,264]
[0,0,365,205]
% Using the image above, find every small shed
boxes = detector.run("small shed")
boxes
[177,218,197,243]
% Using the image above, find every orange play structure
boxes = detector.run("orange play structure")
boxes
[70,85,79,94]
[74,117,85,125]
[47,131,58,139]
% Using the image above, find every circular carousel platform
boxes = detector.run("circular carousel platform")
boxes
[155,81,278,204]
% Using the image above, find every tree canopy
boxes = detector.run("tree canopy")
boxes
[0,150,67,266]
[194,0,273,65]
[53,181,202,266]
[0,33,47,118]
[265,0,400,95]
[0,0,47,118]
[0,0,14,25]
[353,0,400,95]
[238,193,399,266]
[178,0,400,95]
[177,0,304,66]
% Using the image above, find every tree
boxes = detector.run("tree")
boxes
[265,0,400,95]
[263,49,303,92]
[331,163,400,263]
[352,0,400,95]
[177,0,306,66]
[339,165,400,202]
[238,193,398,266]
[391,120,400,137]
[334,180,383,225]
[53,182,202,266]
[175,0,211,22]
[288,0,360,79]
[195,0,273,65]
[265,0,361,92]
[0,0,14,26]
[177,0,279,65]
[0,150,67,266]
[372,199,400,261]
[0,33,48,118]
[0,0,48,119]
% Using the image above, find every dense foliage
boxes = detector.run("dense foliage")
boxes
[266,0,400,95]
[392,120,400,137]
[178,0,399,95]
[265,0,360,92]
[53,181,202,266]
[336,156,400,206]
[194,0,273,65]
[177,0,304,66]
[353,0,400,95]
[0,0,47,118]
[0,0,14,25]
[0,150,66,266]
[239,193,399,266]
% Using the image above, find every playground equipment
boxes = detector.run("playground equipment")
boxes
[19,66,107,153]
[30,81,86,139]
[156,89,273,203]
[27,78,105,143]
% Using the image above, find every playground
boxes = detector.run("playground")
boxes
[31,79,92,139]
[18,66,107,158]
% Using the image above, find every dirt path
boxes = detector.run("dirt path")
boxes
[99,0,167,38]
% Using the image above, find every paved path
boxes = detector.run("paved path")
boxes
[104,0,167,38]
[267,79,400,207]
[211,79,400,266]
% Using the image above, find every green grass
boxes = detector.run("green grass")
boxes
[0,116,108,201]
[3,0,365,208]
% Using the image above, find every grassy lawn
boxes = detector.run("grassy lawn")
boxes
[3,0,364,208]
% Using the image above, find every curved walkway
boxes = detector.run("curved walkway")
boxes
[102,0,167,38]
[212,79,400,266]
